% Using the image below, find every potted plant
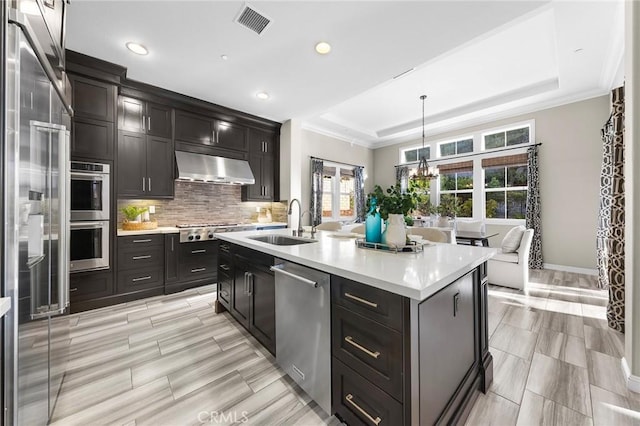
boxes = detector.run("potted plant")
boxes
[436,195,460,227]
[120,205,158,230]
[367,184,419,247]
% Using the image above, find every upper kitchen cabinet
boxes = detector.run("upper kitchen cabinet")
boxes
[242,128,277,201]
[118,96,172,139]
[174,109,248,153]
[117,130,174,199]
[69,74,116,122]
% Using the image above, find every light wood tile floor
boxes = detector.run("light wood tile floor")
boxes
[466,269,639,426]
[48,285,340,426]
[44,270,635,425]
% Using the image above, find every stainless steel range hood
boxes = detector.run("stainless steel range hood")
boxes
[175,151,255,185]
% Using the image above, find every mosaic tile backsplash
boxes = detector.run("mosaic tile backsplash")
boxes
[117,181,288,227]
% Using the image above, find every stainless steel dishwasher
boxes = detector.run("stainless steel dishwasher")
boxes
[271,259,331,414]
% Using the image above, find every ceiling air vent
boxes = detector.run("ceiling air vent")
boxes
[235,4,272,36]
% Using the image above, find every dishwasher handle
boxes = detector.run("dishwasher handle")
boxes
[270,264,318,288]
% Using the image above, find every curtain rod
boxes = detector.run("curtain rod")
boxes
[310,156,364,169]
[394,142,543,168]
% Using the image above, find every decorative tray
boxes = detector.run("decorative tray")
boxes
[355,238,427,253]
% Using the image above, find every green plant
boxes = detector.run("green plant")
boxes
[121,205,148,221]
[367,184,418,221]
[437,194,461,218]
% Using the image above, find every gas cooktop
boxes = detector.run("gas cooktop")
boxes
[177,223,257,243]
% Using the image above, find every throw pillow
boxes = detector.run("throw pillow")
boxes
[501,225,525,253]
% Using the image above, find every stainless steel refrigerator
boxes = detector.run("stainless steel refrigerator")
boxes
[2,4,72,425]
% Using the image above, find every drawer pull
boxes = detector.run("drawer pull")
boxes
[345,394,381,426]
[345,336,380,359]
[70,287,78,292]
[344,292,378,308]
[220,244,230,253]
[191,249,206,254]
[132,276,152,282]
[132,255,151,260]
[219,264,230,271]
[191,267,206,273]
[133,239,152,243]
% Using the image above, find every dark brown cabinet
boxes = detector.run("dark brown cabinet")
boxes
[221,243,276,355]
[71,117,114,161]
[70,74,116,122]
[175,110,248,153]
[117,130,174,198]
[165,239,218,294]
[242,129,276,201]
[119,96,172,139]
[116,235,164,294]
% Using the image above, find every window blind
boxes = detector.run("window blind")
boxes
[438,160,473,174]
[481,153,528,168]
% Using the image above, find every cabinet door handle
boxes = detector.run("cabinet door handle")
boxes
[148,177,151,192]
[142,177,145,192]
[453,292,460,317]
[132,276,152,282]
[191,267,206,273]
[142,115,146,131]
[219,264,230,271]
[345,394,381,426]
[132,255,151,260]
[248,273,253,296]
[344,336,380,359]
[191,249,206,254]
[133,239,152,243]
[220,244,229,253]
[244,271,249,294]
[171,237,174,251]
[344,292,378,308]
[148,116,151,131]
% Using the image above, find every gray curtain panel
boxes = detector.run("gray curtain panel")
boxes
[395,165,409,193]
[596,86,625,333]
[310,158,324,226]
[526,145,543,269]
[354,166,366,222]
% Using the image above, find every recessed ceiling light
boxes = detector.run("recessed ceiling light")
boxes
[256,92,270,100]
[126,42,148,56]
[221,54,228,60]
[19,0,40,15]
[315,41,331,55]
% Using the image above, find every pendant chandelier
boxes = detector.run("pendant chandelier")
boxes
[411,94,438,183]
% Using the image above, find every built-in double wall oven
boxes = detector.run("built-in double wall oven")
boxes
[69,161,110,273]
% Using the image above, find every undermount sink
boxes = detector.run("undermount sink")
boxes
[248,234,317,246]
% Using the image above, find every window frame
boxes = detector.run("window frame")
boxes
[321,162,357,222]
[481,120,535,152]
[399,145,431,164]
[436,136,475,159]
[483,164,528,221]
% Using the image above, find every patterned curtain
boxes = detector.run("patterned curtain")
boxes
[526,145,543,269]
[354,166,366,222]
[396,165,409,193]
[310,158,324,226]
[596,86,625,333]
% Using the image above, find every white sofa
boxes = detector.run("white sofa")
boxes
[487,229,534,291]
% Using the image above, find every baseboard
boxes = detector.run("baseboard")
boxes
[543,263,598,276]
[621,358,640,393]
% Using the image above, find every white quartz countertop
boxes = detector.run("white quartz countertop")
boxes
[215,228,496,301]
[0,297,11,319]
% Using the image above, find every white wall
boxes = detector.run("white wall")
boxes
[373,96,609,271]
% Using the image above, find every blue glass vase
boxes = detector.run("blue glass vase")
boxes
[365,200,382,243]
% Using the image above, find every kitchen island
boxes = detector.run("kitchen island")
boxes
[215,228,496,426]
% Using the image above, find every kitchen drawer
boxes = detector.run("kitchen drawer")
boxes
[332,276,403,332]
[178,261,216,282]
[178,240,217,264]
[70,270,113,301]
[219,241,232,255]
[332,305,403,400]
[217,270,232,307]
[333,358,403,426]
[117,266,164,293]
[118,245,164,270]
[218,257,232,275]
[118,234,164,250]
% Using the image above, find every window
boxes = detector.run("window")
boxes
[321,165,356,221]
[439,138,473,157]
[484,125,530,150]
[401,146,430,163]
[439,161,473,217]
[483,154,528,219]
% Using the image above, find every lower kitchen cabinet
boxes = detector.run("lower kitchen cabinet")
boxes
[116,234,164,294]
[220,243,276,355]
[166,239,218,294]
